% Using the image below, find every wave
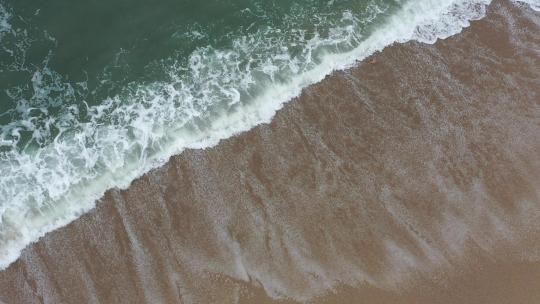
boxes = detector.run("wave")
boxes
[0,0,496,269]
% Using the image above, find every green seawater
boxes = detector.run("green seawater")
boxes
[0,0,395,137]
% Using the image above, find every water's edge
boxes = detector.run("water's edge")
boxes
[0,0,538,270]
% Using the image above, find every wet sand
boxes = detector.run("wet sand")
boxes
[1,0,539,303]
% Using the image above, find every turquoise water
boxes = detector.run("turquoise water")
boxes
[0,0,494,268]
[1,0,389,134]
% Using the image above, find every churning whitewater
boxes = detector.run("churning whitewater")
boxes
[1,0,536,270]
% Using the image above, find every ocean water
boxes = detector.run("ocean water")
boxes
[0,0,536,270]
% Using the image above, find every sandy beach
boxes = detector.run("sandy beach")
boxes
[0,0,539,303]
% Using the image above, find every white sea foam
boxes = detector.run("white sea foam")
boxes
[0,0,493,269]
[0,3,11,46]
[513,0,540,11]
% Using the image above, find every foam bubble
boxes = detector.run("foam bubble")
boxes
[0,4,10,40]
[513,0,540,11]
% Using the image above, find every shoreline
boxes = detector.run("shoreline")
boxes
[1,0,540,303]
[0,0,497,270]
